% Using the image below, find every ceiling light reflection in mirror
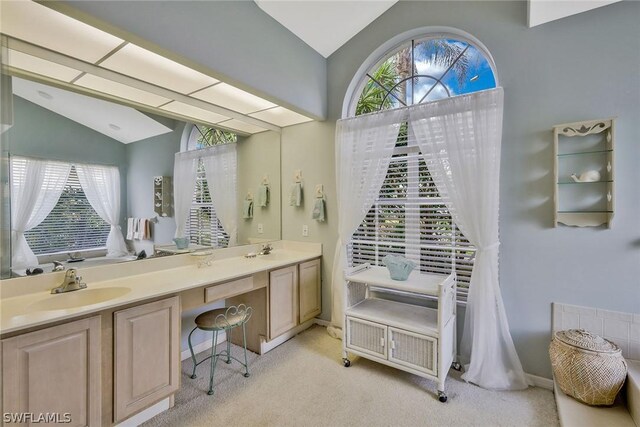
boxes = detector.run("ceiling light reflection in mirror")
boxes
[1,0,124,63]
[74,74,171,107]
[6,49,82,83]
[160,101,229,125]
[250,107,313,127]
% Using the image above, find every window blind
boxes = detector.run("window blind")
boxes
[348,127,476,303]
[24,165,110,255]
[187,159,229,248]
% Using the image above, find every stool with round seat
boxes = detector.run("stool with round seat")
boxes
[187,304,252,395]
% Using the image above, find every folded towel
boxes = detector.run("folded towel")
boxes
[243,200,254,219]
[258,184,269,207]
[312,198,325,222]
[126,218,134,240]
[133,218,141,240]
[143,219,152,240]
[289,182,302,207]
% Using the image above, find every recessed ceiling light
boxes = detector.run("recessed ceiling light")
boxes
[37,90,53,100]
[108,124,121,131]
[100,43,219,94]
[0,1,124,63]
[191,83,277,114]
[249,106,313,127]
[160,101,229,124]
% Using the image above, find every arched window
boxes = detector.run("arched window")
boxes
[345,30,497,302]
[182,124,237,247]
[348,32,497,116]
[185,124,237,151]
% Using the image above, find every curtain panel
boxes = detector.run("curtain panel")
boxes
[201,143,238,246]
[10,156,71,268]
[75,164,128,257]
[328,108,406,337]
[409,88,527,390]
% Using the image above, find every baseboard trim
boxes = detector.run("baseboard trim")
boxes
[114,397,171,427]
[313,318,330,327]
[180,331,226,361]
[526,373,553,390]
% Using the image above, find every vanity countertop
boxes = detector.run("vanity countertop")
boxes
[0,243,321,336]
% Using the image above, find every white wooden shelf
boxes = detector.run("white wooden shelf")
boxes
[346,298,438,337]
[553,118,615,228]
[345,266,443,297]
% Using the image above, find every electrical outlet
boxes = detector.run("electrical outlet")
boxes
[257,223,263,234]
[302,224,309,237]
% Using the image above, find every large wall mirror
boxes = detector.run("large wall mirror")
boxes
[0,73,281,279]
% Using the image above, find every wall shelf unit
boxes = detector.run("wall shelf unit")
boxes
[553,118,615,228]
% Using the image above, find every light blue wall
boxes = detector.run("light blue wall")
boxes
[56,0,327,119]
[327,1,640,377]
[125,117,184,253]
[5,96,129,237]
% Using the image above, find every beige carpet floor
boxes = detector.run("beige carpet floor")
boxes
[143,325,559,427]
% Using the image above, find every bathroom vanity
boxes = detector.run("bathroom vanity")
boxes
[0,241,321,425]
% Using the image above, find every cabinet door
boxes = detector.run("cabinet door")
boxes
[299,258,321,323]
[114,296,180,422]
[269,265,298,339]
[2,316,101,427]
[388,327,437,376]
[346,317,387,359]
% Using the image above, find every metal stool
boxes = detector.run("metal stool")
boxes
[187,304,252,395]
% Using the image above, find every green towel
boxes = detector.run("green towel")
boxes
[258,184,269,207]
[312,198,325,222]
[243,200,253,219]
[289,183,302,207]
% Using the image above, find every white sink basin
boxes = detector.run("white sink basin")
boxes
[29,287,131,311]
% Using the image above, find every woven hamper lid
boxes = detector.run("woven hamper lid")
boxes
[554,329,621,354]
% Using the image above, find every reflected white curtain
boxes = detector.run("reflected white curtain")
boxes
[409,88,527,390]
[201,143,238,246]
[76,164,128,257]
[173,152,199,239]
[10,157,71,268]
[329,109,405,337]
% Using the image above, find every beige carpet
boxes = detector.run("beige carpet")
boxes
[143,326,558,427]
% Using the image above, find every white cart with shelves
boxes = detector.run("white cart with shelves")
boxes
[342,266,458,402]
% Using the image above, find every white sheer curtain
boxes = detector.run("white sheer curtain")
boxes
[10,156,71,268]
[173,151,199,239]
[328,108,405,336]
[201,143,238,246]
[76,164,128,257]
[409,88,527,390]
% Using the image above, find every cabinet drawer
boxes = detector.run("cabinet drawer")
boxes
[346,317,387,359]
[388,327,437,376]
[205,276,253,303]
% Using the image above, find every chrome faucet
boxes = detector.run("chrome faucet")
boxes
[51,269,86,294]
[259,243,273,255]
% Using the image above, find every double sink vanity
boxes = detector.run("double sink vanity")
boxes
[0,241,322,426]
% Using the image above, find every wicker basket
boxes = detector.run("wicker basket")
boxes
[549,329,627,406]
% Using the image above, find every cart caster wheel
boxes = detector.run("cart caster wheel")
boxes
[190,374,197,379]
[438,391,447,403]
[243,373,250,378]
[343,358,351,367]
[452,362,462,371]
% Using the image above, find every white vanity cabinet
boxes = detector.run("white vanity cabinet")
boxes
[342,266,456,402]
[1,316,102,426]
[298,258,322,323]
[113,296,180,423]
[268,265,299,339]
